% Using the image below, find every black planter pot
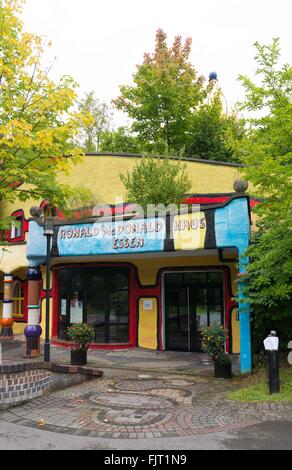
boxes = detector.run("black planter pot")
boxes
[214,362,232,379]
[71,349,87,366]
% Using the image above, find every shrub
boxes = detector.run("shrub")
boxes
[201,323,231,365]
[67,323,94,350]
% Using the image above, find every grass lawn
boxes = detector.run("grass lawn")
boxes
[228,366,292,402]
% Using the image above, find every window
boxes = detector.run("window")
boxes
[58,267,129,344]
[10,217,23,240]
[12,280,24,319]
[8,210,28,243]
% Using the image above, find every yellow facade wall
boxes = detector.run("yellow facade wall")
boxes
[0,245,28,274]
[132,254,235,287]
[0,155,243,220]
[58,155,242,204]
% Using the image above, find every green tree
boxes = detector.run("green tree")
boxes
[232,39,292,348]
[120,156,192,210]
[114,29,205,155]
[0,0,92,229]
[99,126,142,154]
[186,95,244,162]
[77,91,112,152]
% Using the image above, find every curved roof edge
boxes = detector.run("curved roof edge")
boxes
[85,152,243,168]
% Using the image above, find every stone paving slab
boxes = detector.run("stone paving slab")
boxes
[1,369,291,440]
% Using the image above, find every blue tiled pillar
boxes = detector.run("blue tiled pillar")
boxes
[238,255,252,374]
[214,198,252,374]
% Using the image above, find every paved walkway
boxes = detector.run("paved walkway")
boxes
[1,339,292,449]
[1,367,292,442]
[0,338,240,376]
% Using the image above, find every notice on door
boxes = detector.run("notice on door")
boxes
[61,299,67,316]
[143,299,153,311]
[70,300,83,324]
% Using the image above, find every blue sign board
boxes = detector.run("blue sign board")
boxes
[57,218,166,256]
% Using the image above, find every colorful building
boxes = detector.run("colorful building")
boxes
[0,153,255,373]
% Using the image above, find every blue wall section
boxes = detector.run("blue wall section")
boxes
[214,198,250,253]
[26,221,47,267]
[215,198,252,374]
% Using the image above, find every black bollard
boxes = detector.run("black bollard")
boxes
[267,350,280,394]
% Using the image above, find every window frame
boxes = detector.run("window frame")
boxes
[11,277,28,322]
[57,266,130,344]
[7,210,29,243]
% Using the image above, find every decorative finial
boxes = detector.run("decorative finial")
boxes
[233,179,248,193]
[30,206,42,218]
[209,71,218,82]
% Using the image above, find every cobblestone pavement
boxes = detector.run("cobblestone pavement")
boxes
[1,369,292,440]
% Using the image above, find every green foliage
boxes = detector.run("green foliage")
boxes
[186,96,244,162]
[0,0,93,230]
[99,126,142,154]
[67,323,94,350]
[230,39,292,345]
[120,156,191,210]
[77,91,112,152]
[251,302,292,354]
[247,223,292,308]
[113,29,243,161]
[201,323,231,365]
[58,187,100,220]
[114,29,205,155]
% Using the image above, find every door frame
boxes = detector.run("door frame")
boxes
[56,265,130,344]
[161,268,226,351]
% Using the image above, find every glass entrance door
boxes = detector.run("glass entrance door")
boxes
[165,272,224,352]
[165,283,189,351]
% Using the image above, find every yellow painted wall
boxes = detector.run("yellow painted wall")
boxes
[0,244,28,273]
[0,155,243,220]
[138,298,158,350]
[0,196,38,221]
[12,322,25,335]
[58,155,242,204]
[132,254,232,286]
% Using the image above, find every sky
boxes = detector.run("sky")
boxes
[21,0,292,127]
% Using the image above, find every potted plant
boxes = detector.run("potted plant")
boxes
[67,323,94,366]
[201,323,232,378]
